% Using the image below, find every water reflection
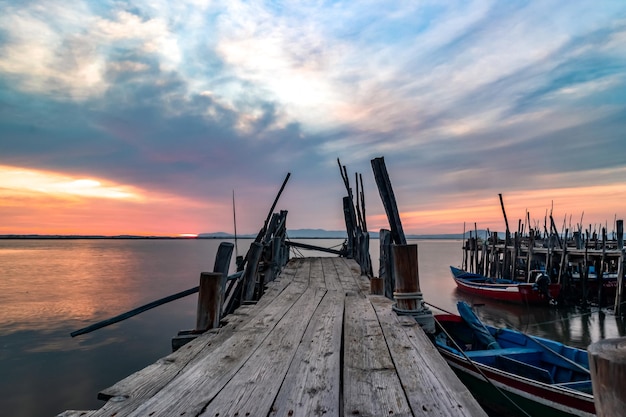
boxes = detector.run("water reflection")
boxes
[1,238,624,417]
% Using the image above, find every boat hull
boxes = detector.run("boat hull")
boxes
[451,266,560,304]
[433,313,595,417]
[438,349,595,417]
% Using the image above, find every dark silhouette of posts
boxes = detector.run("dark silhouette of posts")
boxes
[615,220,625,314]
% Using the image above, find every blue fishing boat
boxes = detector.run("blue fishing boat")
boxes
[432,302,595,417]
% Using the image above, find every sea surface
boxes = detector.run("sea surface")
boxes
[1,238,624,417]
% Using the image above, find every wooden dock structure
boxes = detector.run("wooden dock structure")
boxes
[461,214,626,310]
[59,257,486,417]
[59,158,492,417]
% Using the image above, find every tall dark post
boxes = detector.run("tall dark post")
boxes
[371,157,406,245]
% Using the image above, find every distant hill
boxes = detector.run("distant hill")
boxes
[199,229,468,239]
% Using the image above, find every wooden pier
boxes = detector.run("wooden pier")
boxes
[59,158,492,417]
[58,257,487,417]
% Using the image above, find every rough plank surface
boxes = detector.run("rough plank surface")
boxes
[371,296,488,417]
[270,291,344,416]
[59,257,487,417]
[343,292,413,417]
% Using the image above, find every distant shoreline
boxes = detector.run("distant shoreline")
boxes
[0,234,464,240]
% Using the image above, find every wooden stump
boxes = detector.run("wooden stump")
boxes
[391,244,420,311]
[588,337,626,416]
[370,277,384,295]
[196,272,223,332]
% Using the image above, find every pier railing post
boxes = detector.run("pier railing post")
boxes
[196,272,223,332]
[588,337,626,416]
[391,244,434,333]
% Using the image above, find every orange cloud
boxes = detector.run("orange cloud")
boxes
[0,165,225,236]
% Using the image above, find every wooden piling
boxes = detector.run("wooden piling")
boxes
[390,243,434,332]
[195,272,223,332]
[391,244,421,311]
[588,337,626,416]
[370,277,384,295]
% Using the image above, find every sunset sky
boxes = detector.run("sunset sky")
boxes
[1,1,625,236]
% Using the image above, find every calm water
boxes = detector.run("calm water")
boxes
[1,238,624,417]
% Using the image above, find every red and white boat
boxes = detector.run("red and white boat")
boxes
[450,266,560,304]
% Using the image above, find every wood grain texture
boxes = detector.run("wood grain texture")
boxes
[270,291,344,416]
[343,293,413,417]
[93,260,311,417]
[62,258,488,417]
[370,296,489,417]
[202,287,326,416]
[331,257,363,293]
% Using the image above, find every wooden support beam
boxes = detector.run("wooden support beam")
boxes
[285,241,345,256]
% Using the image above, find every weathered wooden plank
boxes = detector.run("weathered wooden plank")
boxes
[308,257,326,288]
[56,411,96,417]
[343,293,413,417]
[338,256,371,294]
[113,280,314,417]
[269,291,344,416]
[93,259,311,417]
[202,287,326,416]
[320,257,342,291]
[331,257,363,293]
[370,296,488,417]
[98,260,300,400]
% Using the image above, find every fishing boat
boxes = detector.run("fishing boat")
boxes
[432,302,595,417]
[450,266,560,304]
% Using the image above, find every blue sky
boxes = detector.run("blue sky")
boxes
[1,0,625,235]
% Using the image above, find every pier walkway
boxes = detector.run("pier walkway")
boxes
[59,257,487,417]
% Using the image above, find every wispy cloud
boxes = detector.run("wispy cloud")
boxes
[0,0,625,234]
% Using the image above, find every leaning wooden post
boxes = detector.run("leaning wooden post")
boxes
[343,196,355,259]
[391,243,434,333]
[242,242,263,302]
[371,157,406,245]
[195,272,223,332]
[588,337,626,416]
